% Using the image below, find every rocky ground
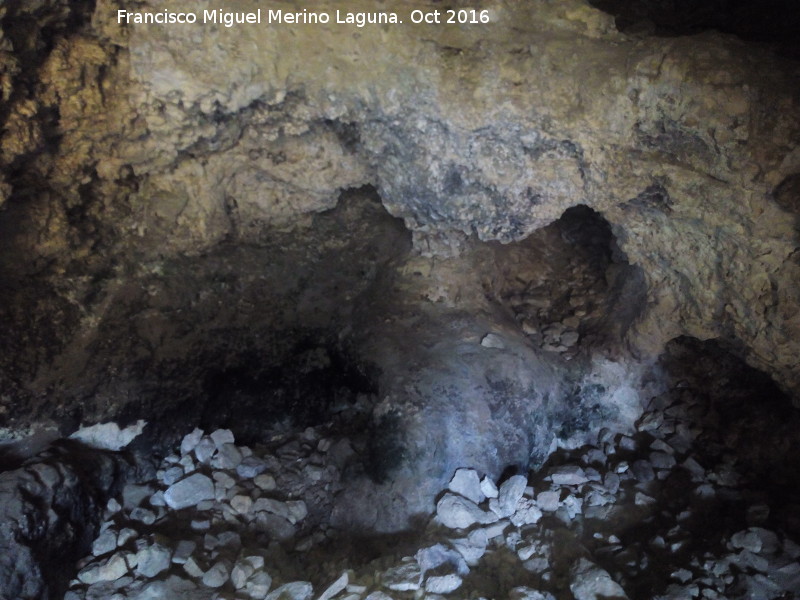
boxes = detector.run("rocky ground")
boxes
[63,374,800,600]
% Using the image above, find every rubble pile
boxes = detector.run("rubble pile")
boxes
[64,383,800,600]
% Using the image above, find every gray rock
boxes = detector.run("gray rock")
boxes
[172,540,196,565]
[437,493,498,529]
[490,474,527,517]
[549,466,588,486]
[480,333,505,349]
[254,473,277,491]
[78,553,130,584]
[210,429,236,449]
[264,581,313,600]
[382,560,421,591]
[480,476,499,499]
[536,490,560,512]
[237,456,268,478]
[426,574,462,594]
[318,572,349,600]
[451,528,488,565]
[448,468,484,504]
[570,559,629,600]
[202,560,230,588]
[164,473,215,509]
[163,466,185,486]
[246,571,273,599]
[137,543,172,577]
[631,460,655,483]
[212,443,243,469]
[510,588,556,600]
[650,451,677,470]
[180,428,204,456]
[92,530,118,557]
[130,507,156,525]
[510,498,543,526]
[416,543,469,577]
[69,420,146,451]
[364,594,395,600]
[194,437,217,463]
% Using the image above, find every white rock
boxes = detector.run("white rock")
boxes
[448,468,484,504]
[137,544,172,577]
[183,556,205,578]
[164,473,215,509]
[70,420,146,451]
[536,490,560,512]
[416,544,469,577]
[317,572,349,600]
[570,559,629,600]
[451,529,488,565]
[426,574,462,594]
[364,593,394,600]
[172,540,196,565]
[246,571,273,599]
[480,476,499,499]
[194,437,217,463]
[212,443,243,469]
[490,474,527,518]
[509,587,555,600]
[437,493,498,529]
[180,428,204,455]
[238,456,269,478]
[265,581,314,600]
[382,560,421,591]
[77,553,130,584]
[548,466,588,486]
[92,530,118,557]
[202,560,230,588]
[210,428,236,449]
[510,498,543,526]
[161,466,184,486]
[481,333,505,349]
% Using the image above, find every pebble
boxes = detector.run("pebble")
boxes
[549,465,588,486]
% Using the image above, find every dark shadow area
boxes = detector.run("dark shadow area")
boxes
[589,0,800,57]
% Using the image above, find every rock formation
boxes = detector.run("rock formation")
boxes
[0,0,799,595]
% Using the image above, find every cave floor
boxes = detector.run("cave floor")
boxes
[63,374,800,600]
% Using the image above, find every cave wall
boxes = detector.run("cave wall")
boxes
[0,0,799,527]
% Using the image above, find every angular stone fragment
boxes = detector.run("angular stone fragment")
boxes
[164,473,215,509]
[489,474,527,517]
[246,571,273,599]
[172,540,196,565]
[570,558,629,600]
[448,468,484,504]
[77,553,130,584]
[382,560,421,591]
[210,429,236,449]
[451,529,488,565]
[264,581,313,600]
[194,437,217,463]
[136,543,172,577]
[437,493,498,529]
[426,573,462,594]
[548,466,588,486]
[92,530,118,557]
[536,490,560,512]
[511,498,543,526]
[180,428,204,456]
[254,473,277,491]
[509,587,556,600]
[318,572,349,600]
[238,456,268,478]
[480,476,499,499]
[202,560,230,588]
